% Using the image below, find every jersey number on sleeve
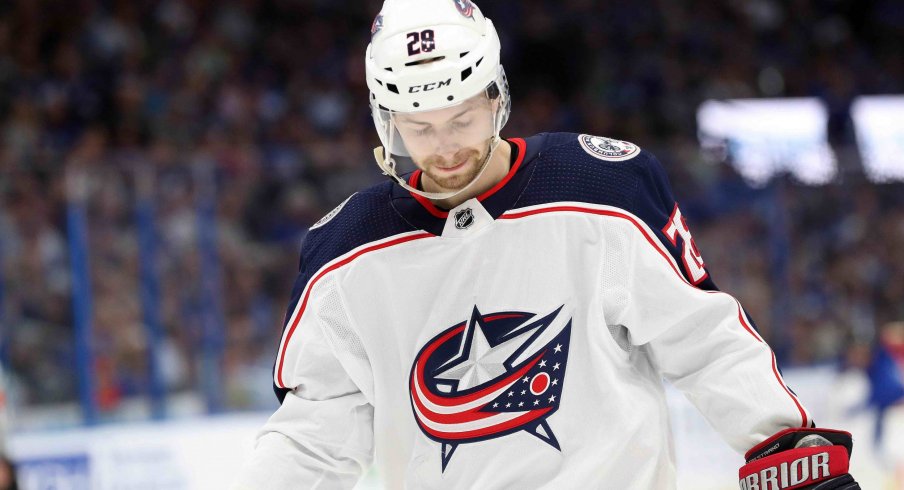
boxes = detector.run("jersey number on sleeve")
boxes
[662,204,708,285]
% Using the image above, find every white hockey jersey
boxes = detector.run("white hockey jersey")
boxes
[236,133,811,489]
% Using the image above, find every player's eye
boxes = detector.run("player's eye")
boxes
[414,126,433,136]
[451,119,472,129]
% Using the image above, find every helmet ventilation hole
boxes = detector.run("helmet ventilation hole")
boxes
[405,56,446,66]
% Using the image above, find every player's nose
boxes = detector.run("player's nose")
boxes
[432,131,460,160]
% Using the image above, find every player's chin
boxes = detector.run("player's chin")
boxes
[426,173,468,192]
[432,151,478,173]
[427,157,481,190]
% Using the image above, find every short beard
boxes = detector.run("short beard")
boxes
[421,146,487,192]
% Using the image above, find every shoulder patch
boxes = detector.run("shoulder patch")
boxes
[310,193,356,230]
[578,134,640,162]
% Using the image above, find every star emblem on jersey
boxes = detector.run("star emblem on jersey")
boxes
[454,208,474,229]
[409,305,573,472]
[578,134,640,162]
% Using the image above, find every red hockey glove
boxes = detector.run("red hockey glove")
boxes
[739,428,860,490]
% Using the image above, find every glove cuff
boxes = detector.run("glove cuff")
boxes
[745,428,853,462]
[739,445,850,490]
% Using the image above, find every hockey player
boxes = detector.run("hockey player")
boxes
[236,0,860,488]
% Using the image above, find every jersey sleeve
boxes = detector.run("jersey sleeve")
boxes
[601,152,811,454]
[236,188,414,488]
[235,257,375,488]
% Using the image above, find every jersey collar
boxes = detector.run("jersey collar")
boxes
[390,137,534,235]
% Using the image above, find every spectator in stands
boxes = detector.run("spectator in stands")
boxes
[867,321,904,444]
[0,456,17,490]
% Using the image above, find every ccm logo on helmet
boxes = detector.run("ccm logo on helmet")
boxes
[739,452,831,490]
[409,79,452,93]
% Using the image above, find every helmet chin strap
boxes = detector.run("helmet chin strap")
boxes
[374,135,503,201]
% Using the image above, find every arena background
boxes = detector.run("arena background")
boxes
[0,0,902,488]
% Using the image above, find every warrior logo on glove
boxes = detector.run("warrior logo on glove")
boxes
[739,428,860,490]
[409,305,573,471]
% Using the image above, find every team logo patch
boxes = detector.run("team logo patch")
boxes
[310,193,355,230]
[578,134,640,162]
[452,0,474,19]
[454,208,474,229]
[371,14,383,38]
[409,305,573,472]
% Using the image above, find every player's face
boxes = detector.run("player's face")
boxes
[393,95,496,191]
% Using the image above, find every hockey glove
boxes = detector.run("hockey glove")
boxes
[739,428,860,490]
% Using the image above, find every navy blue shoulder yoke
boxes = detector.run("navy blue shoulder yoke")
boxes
[514,132,719,292]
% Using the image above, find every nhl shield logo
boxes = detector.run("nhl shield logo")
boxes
[409,305,573,472]
[578,134,640,162]
[454,208,474,230]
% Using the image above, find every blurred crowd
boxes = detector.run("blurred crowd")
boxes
[0,0,902,417]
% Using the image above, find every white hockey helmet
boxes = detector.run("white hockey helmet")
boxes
[366,0,511,199]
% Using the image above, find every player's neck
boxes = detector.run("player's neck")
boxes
[427,140,512,210]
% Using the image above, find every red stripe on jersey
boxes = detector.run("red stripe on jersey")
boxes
[734,301,763,341]
[419,406,554,440]
[410,380,499,425]
[483,314,524,322]
[734,301,808,427]
[477,137,527,200]
[409,171,448,218]
[276,232,434,388]
[771,351,809,427]
[408,138,528,218]
[500,204,809,427]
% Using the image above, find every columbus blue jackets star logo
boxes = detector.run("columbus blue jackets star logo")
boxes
[409,305,573,472]
[371,14,383,38]
[452,0,474,19]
